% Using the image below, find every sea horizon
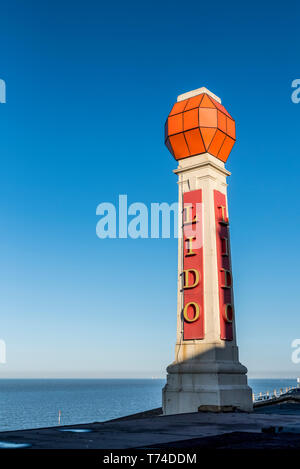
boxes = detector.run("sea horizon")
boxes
[0,378,298,433]
[0,375,299,380]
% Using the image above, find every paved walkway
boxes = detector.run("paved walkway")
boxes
[0,406,300,449]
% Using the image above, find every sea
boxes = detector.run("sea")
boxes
[0,378,298,432]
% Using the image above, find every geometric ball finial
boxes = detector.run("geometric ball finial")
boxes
[165,88,236,163]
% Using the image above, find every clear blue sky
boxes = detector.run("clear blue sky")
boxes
[0,0,299,378]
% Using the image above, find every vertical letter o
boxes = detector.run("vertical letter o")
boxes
[223,304,234,323]
[183,302,200,323]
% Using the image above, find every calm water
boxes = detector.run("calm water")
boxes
[0,378,297,432]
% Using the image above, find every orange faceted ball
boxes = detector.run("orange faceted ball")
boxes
[165,92,236,162]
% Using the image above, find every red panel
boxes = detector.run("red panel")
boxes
[214,190,233,341]
[183,190,204,340]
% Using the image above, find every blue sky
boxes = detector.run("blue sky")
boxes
[0,0,299,378]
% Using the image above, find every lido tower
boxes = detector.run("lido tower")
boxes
[162,87,253,414]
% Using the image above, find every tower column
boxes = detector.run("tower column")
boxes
[162,88,253,414]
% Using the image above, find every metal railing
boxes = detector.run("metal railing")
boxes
[253,384,299,403]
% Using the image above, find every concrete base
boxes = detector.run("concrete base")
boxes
[163,355,253,415]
